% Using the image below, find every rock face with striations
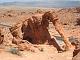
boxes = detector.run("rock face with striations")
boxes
[21,16,52,44]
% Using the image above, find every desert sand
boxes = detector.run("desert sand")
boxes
[0,6,80,60]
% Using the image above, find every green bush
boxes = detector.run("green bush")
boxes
[9,47,22,56]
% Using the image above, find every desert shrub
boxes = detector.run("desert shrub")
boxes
[36,9,43,13]
[9,47,22,56]
[68,36,79,45]
[76,7,80,13]
[8,14,12,17]
[76,18,80,26]
[39,48,44,52]
[63,23,67,25]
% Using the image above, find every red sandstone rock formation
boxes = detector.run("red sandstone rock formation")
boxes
[42,11,72,50]
[9,11,72,51]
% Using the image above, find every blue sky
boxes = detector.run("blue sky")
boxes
[0,0,80,3]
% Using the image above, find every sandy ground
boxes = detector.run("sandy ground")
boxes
[0,45,74,60]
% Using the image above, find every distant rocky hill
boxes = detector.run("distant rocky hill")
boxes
[0,1,80,8]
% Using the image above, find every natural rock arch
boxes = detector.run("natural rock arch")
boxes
[10,11,72,51]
